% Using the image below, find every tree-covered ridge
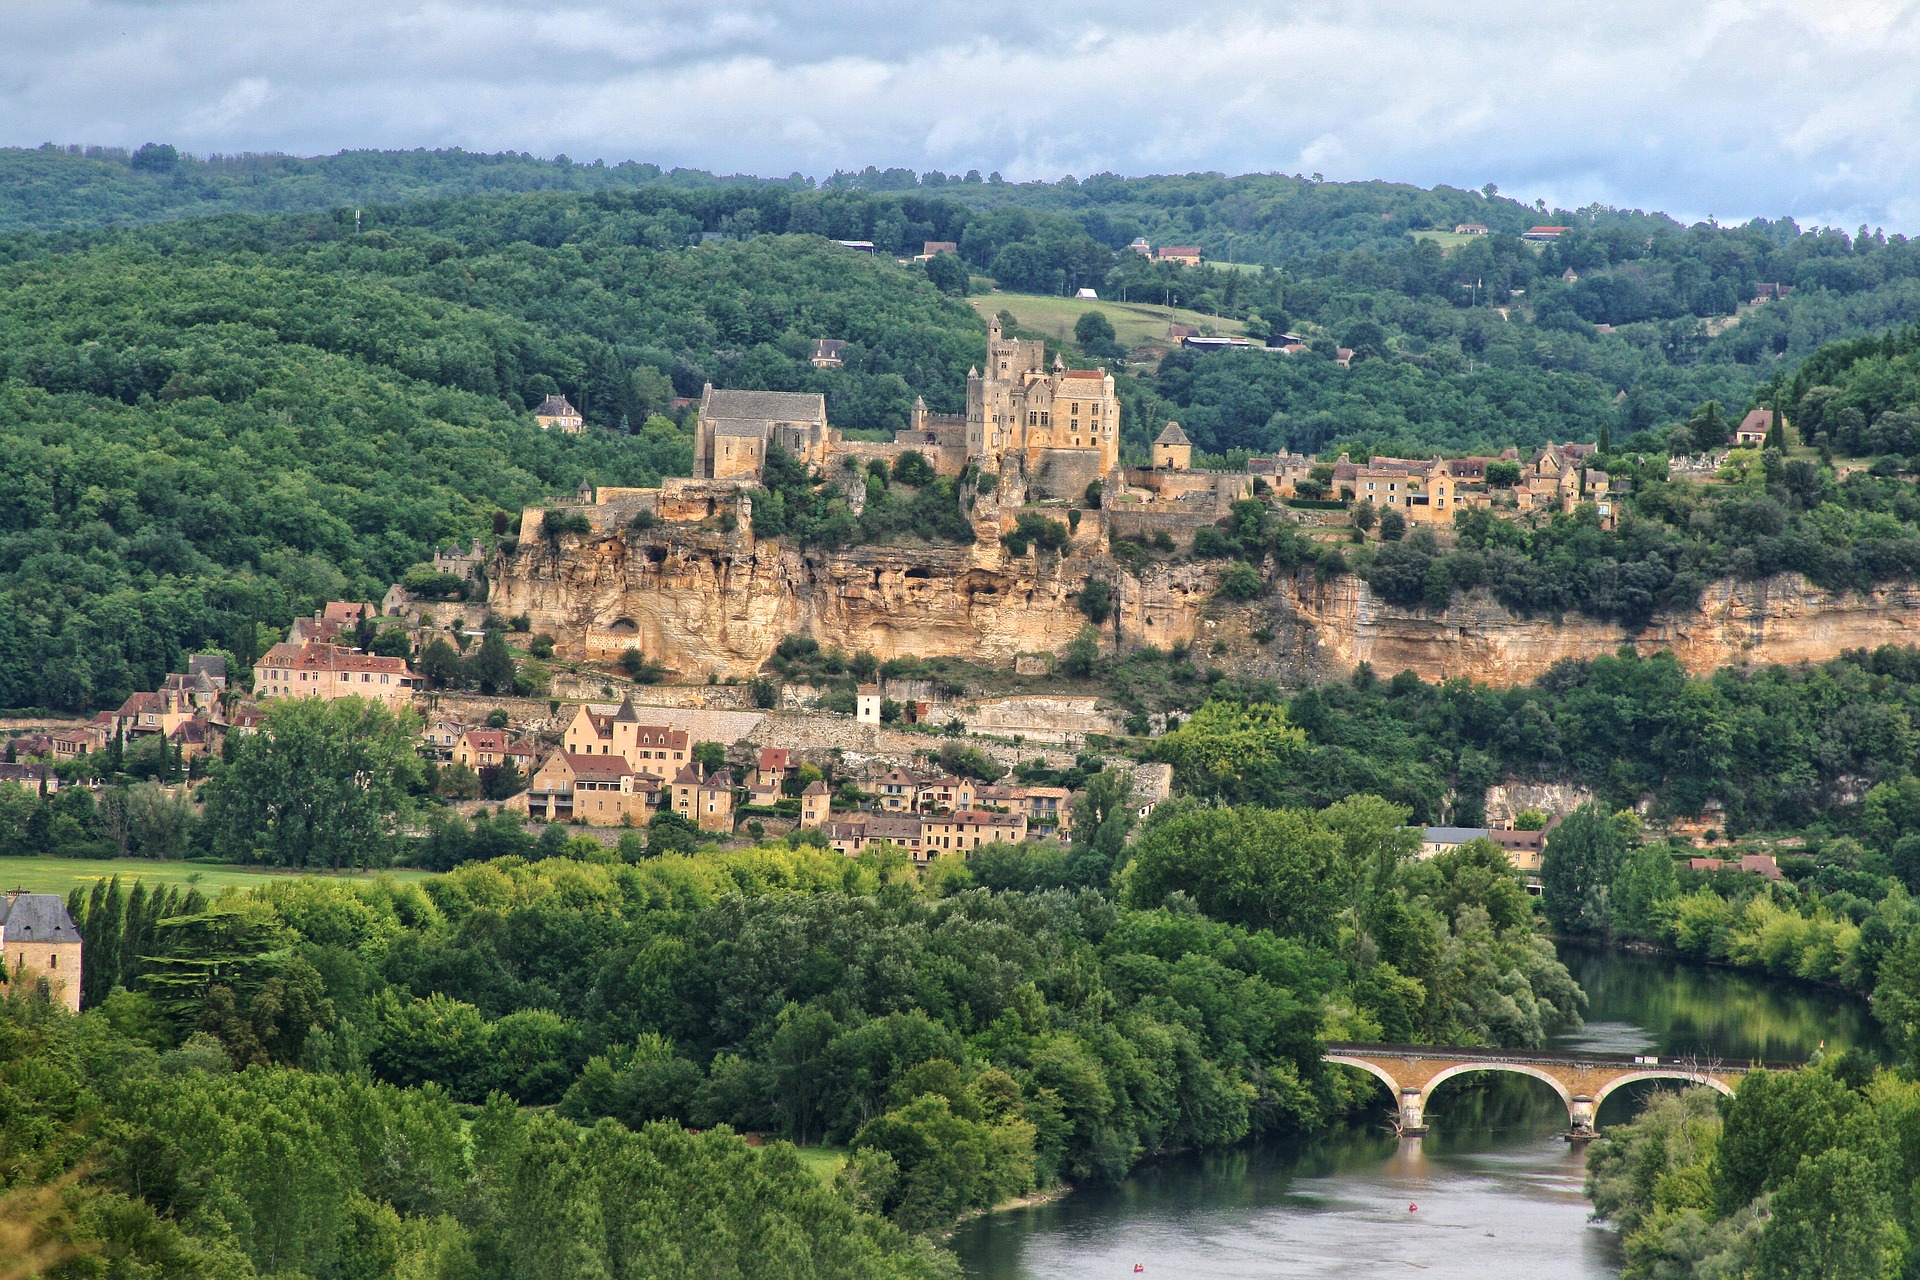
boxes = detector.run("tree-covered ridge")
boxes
[0,142,798,233]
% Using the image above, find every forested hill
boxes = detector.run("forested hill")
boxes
[0,143,800,233]
[0,224,983,712]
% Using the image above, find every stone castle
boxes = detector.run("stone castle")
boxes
[686,315,1123,503]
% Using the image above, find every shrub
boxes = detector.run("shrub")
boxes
[1216,563,1265,600]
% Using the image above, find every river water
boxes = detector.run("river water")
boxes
[949,945,1883,1279]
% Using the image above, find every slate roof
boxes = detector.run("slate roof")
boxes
[1422,826,1491,844]
[704,389,826,424]
[0,893,81,943]
[1154,422,1191,446]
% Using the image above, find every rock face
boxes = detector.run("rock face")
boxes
[492,525,1920,687]
[490,526,1187,680]
[1272,572,1920,685]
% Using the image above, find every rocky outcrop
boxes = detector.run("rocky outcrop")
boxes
[1266,572,1920,685]
[490,525,1195,681]
[493,522,1920,687]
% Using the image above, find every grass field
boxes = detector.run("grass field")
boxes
[1410,229,1484,252]
[971,291,1246,353]
[787,1145,847,1182]
[0,856,433,897]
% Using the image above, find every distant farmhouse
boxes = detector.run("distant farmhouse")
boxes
[533,394,584,433]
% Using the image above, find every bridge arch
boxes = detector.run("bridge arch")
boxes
[1323,1054,1405,1102]
[1593,1070,1734,1109]
[1420,1061,1574,1109]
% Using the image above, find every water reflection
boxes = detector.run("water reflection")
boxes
[1551,942,1883,1064]
[954,1076,1611,1279]
[951,947,1880,1279]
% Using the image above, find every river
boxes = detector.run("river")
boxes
[948,945,1883,1279]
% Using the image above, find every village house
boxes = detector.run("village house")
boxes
[1688,853,1784,881]
[111,690,197,740]
[1729,408,1780,447]
[533,394,585,433]
[287,602,368,647]
[0,890,82,1012]
[167,717,218,765]
[510,751,655,825]
[748,748,790,807]
[828,814,926,859]
[561,698,691,781]
[1521,226,1570,242]
[976,783,1073,832]
[0,762,61,793]
[452,730,536,773]
[1453,223,1490,235]
[253,642,419,711]
[799,779,831,828]
[856,684,883,725]
[694,771,735,833]
[826,809,1028,862]
[422,718,465,755]
[808,339,846,369]
[1155,245,1203,266]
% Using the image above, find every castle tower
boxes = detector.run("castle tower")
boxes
[965,316,1117,497]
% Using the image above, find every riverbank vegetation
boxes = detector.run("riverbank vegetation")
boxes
[1588,1065,1920,1280]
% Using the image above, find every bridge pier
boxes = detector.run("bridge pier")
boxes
[1568,1095,1597,1139]
[1398,1088,1428,1136]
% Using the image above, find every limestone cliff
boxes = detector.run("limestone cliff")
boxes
[492,522,1920,686]
[1225,571,1920,686]
[490,524,1161,680]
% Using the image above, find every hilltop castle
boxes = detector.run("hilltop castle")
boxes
[683,315,1121,503]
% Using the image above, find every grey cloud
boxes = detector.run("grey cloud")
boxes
[6,0,1920,230]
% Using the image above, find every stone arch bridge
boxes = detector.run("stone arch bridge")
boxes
[1324,1041,1795,1137]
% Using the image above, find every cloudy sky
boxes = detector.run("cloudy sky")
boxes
[9,0,1920,229]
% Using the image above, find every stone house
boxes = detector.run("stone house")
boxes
[253,642,419,711]
[693,386,833,482]
[453,730,536,773]
[976,784,1073,832]
[1152,422,1192,472]
[694,771,734,833]
[534,394,585,433]
[799,779,831,829]
[1155,245,1202,265]
[511,751,653,825]
[561,699,691,781]
[0,891,82,1012]
[112,690,196,741]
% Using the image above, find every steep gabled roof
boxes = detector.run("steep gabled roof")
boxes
[0,893,80,943]
[703,388,827,424]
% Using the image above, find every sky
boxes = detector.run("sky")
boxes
[9,0,1920,231]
